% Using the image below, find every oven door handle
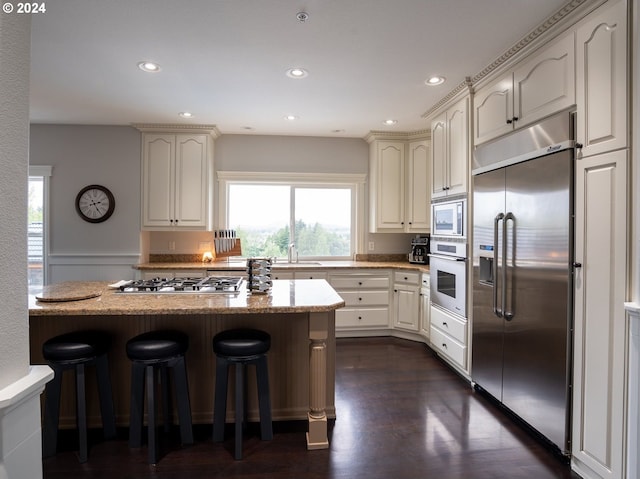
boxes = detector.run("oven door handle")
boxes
[428,254,466,262]
[493,213,504,318]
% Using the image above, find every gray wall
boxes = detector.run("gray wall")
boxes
[30,125,141,281]
[29,127,414,281]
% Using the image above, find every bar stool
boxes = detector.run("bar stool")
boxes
[212,328,273,459]
[126,330,194,465]
[42,330,116,463]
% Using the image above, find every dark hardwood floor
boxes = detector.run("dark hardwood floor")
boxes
[43,337,580,479]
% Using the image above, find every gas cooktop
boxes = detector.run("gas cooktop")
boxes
[117,276,244,294]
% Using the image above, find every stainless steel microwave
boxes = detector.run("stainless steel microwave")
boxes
[432,199,466,238]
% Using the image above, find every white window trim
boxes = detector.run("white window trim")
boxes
[29,165,53,285]
[217,171,367,258]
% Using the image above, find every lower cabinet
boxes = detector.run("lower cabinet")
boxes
[329,270,391,334]
[430,305,468,374]
[419,274,430,339]
[392,271,421,332]
[272,270,327,280]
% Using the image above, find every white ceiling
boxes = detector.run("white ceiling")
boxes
[30,0,570,138]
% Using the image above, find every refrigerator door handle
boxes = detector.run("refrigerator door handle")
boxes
[493,213,504,318]
[503,212,516,320]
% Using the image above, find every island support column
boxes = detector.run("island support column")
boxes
[307,311,329,449]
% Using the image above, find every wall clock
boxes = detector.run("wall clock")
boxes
[75,184,115,223]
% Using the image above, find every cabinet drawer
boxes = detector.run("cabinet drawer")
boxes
[336,308,389,328]
[296,271,328,280]
[430,305,467,344]
[339,290,389,307]
[430,326,466,369]
[330,275,390,290]
[393,271,420,285]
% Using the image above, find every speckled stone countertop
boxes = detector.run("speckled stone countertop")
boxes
[29,279,345,316]
[134,260,430,273]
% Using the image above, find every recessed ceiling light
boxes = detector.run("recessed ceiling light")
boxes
[179,112,194,119]
[425,76,446,86]
[286,68,308,79]
[138,61,161,73]
[284,115,298,121]
[383,119,398,126]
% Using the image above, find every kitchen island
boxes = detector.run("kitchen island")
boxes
[29,279,344,450]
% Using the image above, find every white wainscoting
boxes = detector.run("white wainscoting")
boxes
[48,254,141,283]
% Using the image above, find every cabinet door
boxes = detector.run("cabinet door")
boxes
[406,140,430,232]
[142,134,175,227]
[430,113,447,199]
[513,32,575,129]
[572,149,627,479]
[419,288,430,338]
[447,97,469,196]
[174,135,208,228]
[393,284,419,332]
[575,0,627,158]
[375,141,405,230]
[473,74,513,145]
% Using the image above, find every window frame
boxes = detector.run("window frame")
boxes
[28,165,53,288]
[217,171,366,260]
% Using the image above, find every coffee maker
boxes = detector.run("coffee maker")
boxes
[409,235,430,264]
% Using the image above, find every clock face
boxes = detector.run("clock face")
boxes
[75,185,115,223]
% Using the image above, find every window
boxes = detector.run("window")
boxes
[28,166,52,293]
[219,172,365,260]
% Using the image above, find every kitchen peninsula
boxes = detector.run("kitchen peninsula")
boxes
[29,279,345,450]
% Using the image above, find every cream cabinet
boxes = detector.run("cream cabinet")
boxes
[329,270,391,333]
[571,149,627,479]
[575,0,627,158]
[430,305,468,375]
[474,32,575,146]
[405,140,431,232]
[368,138,431,232]
[430,96,469,199]
[392,271,421,332]
[419,274,430,339]
[141,133,213,230]
[369,140,405,231]
[272,270,327,280]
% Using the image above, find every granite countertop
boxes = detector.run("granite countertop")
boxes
[134,260,430,273]
[29,279,345,316]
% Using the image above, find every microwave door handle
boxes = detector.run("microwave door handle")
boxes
[493,213,504,318]
[504,212,515,321]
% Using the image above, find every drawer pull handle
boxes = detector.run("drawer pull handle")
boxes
[442,343,447,349]
[442,321,448,327]
[359,297,362,301]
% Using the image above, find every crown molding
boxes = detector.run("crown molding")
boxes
[421,0,604,119]
[132,123,221,138]
[364,128,430,143]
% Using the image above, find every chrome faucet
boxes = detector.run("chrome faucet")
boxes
[287,242,298,263]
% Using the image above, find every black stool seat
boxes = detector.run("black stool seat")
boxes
[126,330,193,465]
[43,331,110,363]
[213,329,270,358]
[212,328,272,460]
[42,331,116,463]
[126,330,188,362]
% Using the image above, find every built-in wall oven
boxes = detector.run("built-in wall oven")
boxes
[429,238,467,318]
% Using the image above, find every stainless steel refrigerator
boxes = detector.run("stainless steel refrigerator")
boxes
[471,111,575,456]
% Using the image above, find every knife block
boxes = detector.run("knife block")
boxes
[213,238,242,259]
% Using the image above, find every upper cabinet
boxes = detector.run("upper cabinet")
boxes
[474,32,575,146]
[575,0,627,158]
[140,130,216,230]
[431,96,469,199]
[406,140,431,232]
[368,136,431,233]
